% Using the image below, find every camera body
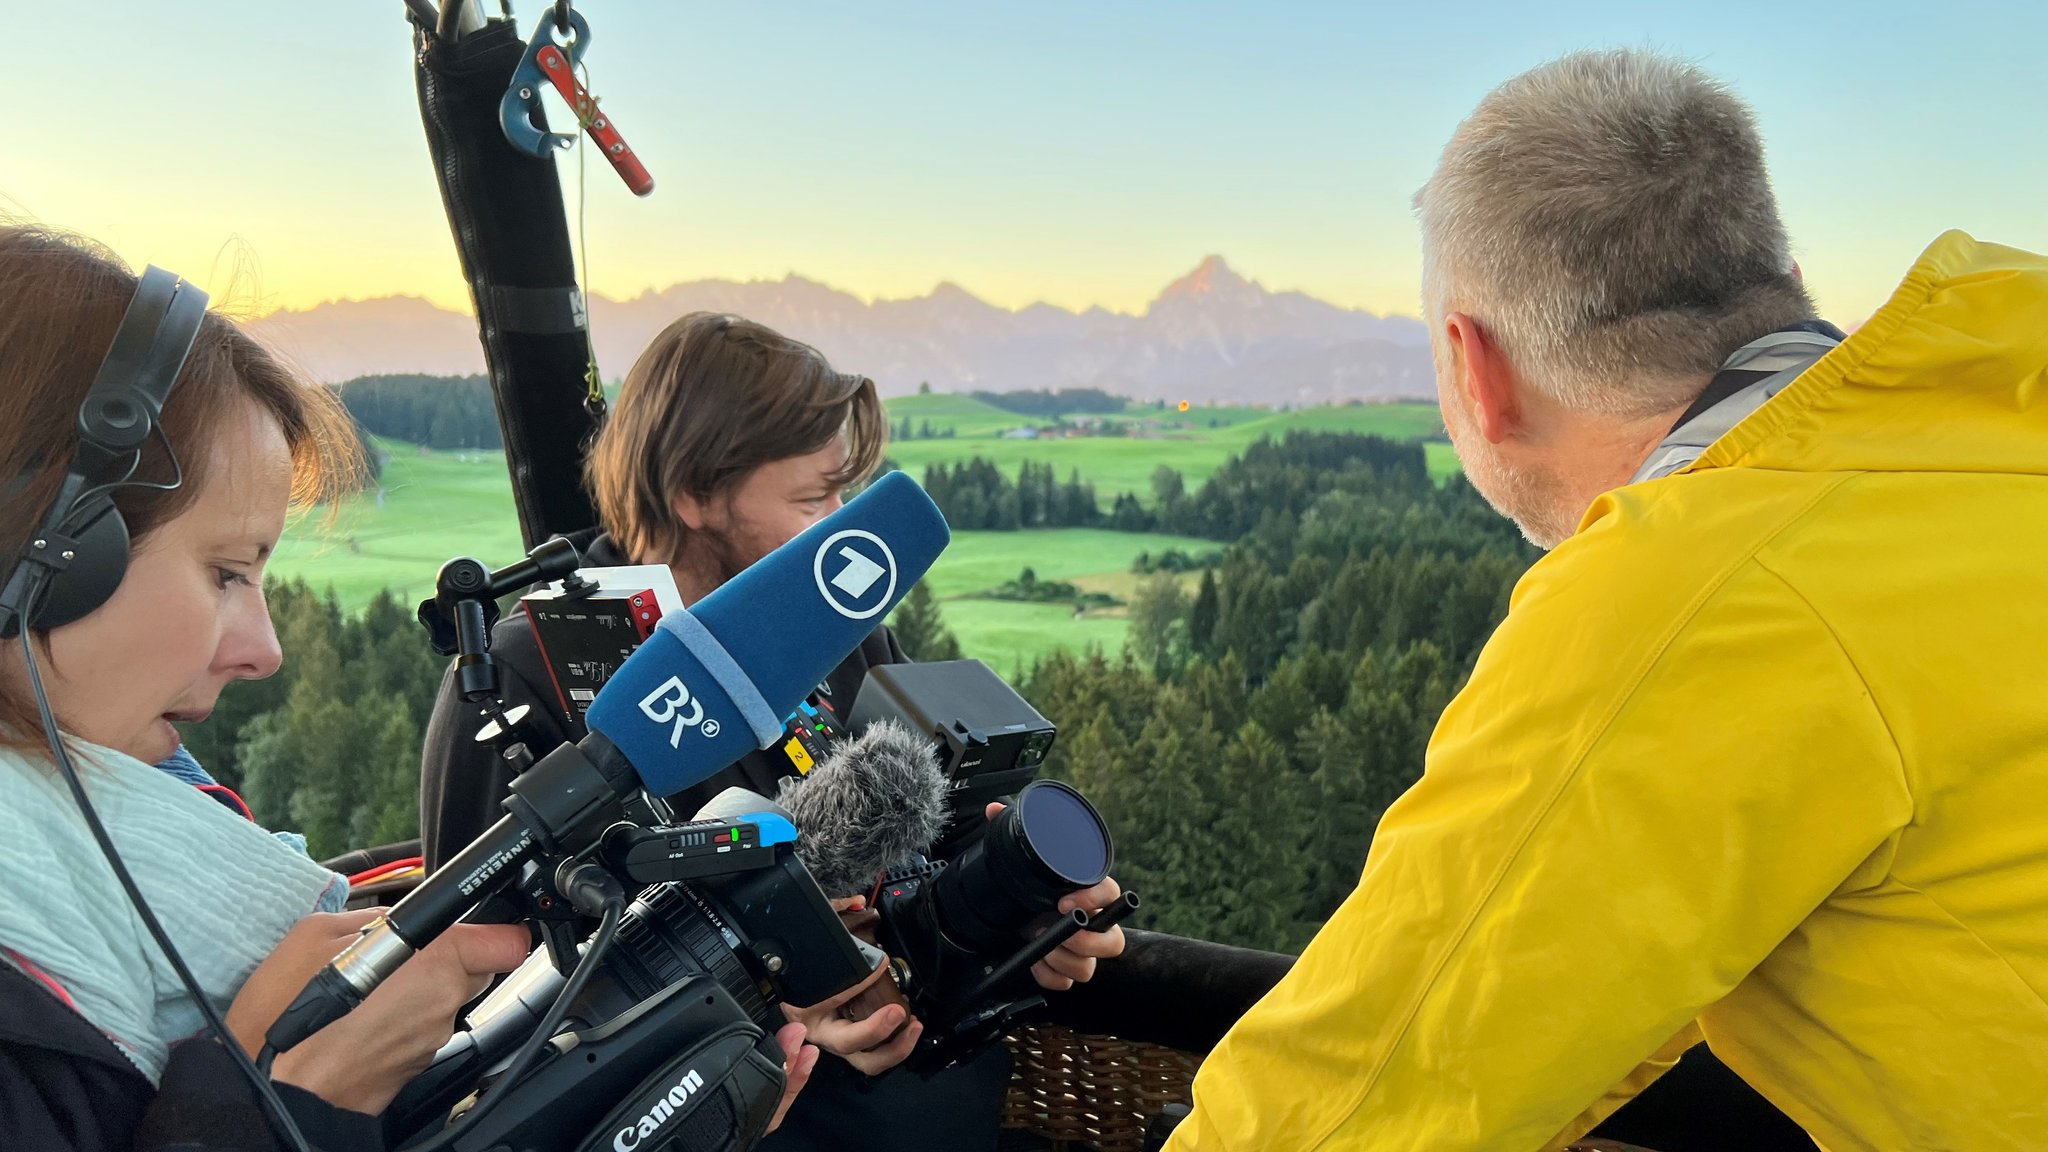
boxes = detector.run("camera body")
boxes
[403,972,783,1152]
[834,659,1135,1070]
[386,792,876,1152]
[869,779,1118,1072]
[848,659,1057,852]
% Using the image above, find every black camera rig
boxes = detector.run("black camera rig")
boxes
[384,785,877,1152]
[393,545,1135,1150]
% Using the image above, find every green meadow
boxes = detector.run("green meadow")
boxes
[268,400,1453,668]
[913,528,1215,674]
[886,397,1456,496]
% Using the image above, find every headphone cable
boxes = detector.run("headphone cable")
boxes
[17,611,315,1152]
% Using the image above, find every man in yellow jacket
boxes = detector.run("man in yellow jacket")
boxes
[1166,48,2048,1152]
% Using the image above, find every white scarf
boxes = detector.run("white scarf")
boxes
[0,739,347,1082]
[1631,325,1844,484]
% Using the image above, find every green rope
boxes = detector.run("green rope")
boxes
[568,23,605,418]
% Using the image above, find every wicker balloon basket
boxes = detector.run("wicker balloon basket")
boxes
[1000,1023,1203,1152]
[994,1031,1664,1152]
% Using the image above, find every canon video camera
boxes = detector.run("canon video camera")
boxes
[383,783,876,1152]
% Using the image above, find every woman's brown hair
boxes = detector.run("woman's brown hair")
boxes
[584,311,887,563]
[0,224,363,748]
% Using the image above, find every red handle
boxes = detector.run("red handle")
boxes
[537,44,656,197]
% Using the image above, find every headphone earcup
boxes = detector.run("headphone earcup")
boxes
[26,495,132,632]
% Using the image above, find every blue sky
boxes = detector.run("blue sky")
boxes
[8,0,2043,321]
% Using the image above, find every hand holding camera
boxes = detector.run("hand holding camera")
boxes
[227,911,530,1115]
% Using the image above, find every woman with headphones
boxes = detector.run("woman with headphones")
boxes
[0,225,537,1149]
[0,225,817,1151]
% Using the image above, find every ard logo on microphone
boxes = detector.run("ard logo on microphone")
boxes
[813,529,898,620]
[638,676,721,747]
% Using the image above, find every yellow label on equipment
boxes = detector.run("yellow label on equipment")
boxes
[784,737,816,775]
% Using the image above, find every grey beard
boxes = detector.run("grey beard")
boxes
[1444,413,1572,550]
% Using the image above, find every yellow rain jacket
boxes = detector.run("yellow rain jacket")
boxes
[1166,232,2048,1152]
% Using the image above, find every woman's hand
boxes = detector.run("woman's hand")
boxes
[224,910,380,1062]
[982,802,1129,991]
[225,910,531,1115]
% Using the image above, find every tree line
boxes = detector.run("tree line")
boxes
[892,416,958,441]
[1128,432,1438,541]
[972,388,1127,417]
[333,374,502,451]
[918,458,1105,531]
[912,430,1437,541]
[182,582,444,861]
[899,432,1535,953]
[1021,463,1536,953]
[330,376,1132,454]
[327,373,1430,549]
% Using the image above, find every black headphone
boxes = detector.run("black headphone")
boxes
[0,266,206,639]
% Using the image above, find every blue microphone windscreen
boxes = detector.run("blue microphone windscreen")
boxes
[585,471,950,798]
[696,471,949,710]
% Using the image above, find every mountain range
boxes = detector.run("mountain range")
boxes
[247,257,1433,404]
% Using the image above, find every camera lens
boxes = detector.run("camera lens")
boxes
[932,780,1111,954]
[1018,731,1054,767]
[1017,782,1109,886]
[573,882,774,1032]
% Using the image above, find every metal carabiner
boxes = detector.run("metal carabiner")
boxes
[498,9,655,196]
[501,9,590,158]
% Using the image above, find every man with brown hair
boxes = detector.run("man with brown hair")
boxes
[420,311,1123,1152]
[421,310,894,872]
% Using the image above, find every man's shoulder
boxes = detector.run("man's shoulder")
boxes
[483,527,623,671]
[1436,473,1885,795]
[816,625,904,707]
[1542,469,1848,615]
[488,602,544,663]
[1482,471,1851,703]
[581,530,628,567]
[435,600,570,737]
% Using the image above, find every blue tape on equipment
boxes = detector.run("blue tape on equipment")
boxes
[741,812,800,848]
[657,608,781,748]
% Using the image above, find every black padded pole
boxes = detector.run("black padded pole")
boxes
[411,6,601,549]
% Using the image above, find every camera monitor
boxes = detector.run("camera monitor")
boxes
[847,659,1056,837]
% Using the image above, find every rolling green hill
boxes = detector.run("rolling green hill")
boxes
[267,444,1216,671]
[909,528,1215,674]
[884,392,1055,436]
[271,444,529,610]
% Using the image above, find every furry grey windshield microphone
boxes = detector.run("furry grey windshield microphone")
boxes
[776,719,949,896]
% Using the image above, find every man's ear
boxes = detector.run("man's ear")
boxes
[1444,311,1520,445]
[671,490,710,532]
